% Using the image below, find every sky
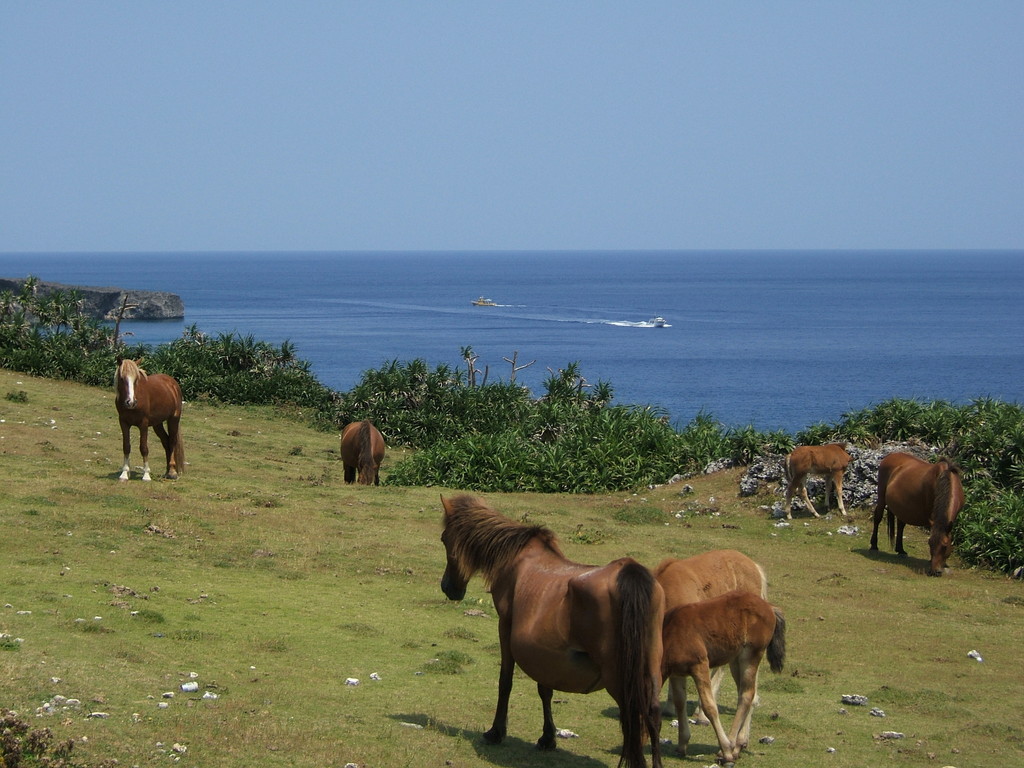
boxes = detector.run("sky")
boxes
[2,2,1022,253]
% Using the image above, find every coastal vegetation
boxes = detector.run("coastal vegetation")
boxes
[1,279,1021,576]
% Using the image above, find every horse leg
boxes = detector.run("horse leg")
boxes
[152,422,176,480]
[343,462,356,484]
[691,663,735,763]
[668,674,691,755]
[138,426,153,481]
[729,652,761,755]
[692,665,725,724]
[895,519,908,556]
[784,476,797,519]
[164,416,182,478]
[799,481,820,517]
[118,423,133,481]
[833,471,848,515]
[869,496,886,550]
[536,683,557,750]
[483,634,514,744]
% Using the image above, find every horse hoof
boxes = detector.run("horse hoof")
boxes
[536,736,556,751]
[482,729,504,745]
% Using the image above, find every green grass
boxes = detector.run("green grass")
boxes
[2,368,1023,767]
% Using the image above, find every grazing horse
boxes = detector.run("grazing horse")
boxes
[439,495,664,768]
[654,551,767,725]
[784,443,852,518]
[662,591,786,763]
[114,358,184,481]
[340,420,385,485]
[870,452,964,576]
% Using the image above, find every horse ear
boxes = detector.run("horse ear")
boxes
[440,495,453,514]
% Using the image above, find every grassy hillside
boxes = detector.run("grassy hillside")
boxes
[2,368,1022,768]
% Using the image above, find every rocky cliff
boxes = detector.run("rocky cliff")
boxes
[0,278,184,321]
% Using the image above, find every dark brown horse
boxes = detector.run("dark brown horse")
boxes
[439,495,664,768]
[662,591,786,762]
[654,551,767,725]
[340,420,385,485]
[114,358,184,481]
[870,452,965,576]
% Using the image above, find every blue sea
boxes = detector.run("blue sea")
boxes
[2,250,1022,433]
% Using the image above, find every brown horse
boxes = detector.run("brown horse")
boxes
[340,420,385,485]
[439,495,664,768]
[662,591,786,763]
[114,358,184,481]
[784,443,851,518]
[654,551,767,725]
[870,452,964,576]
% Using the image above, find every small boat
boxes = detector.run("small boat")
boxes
[650,316,667,327]
[472,296,498,306]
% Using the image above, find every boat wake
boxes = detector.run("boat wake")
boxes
[603,319,671,329]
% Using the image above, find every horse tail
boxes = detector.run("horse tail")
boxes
[886,509,896,549]
[615,561,661,768]
[358,420,371,462]
[174,429,186,475]
[767,608,786,673]
[783,452,793,483]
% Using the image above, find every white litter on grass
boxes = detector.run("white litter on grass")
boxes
[202,691,219,700]
[370,672,382,681]
[837,525,859,536]
[968,649,983,662]
[345,677,360,686]
[398,722,423,729]
[556,728,578,739]
[180,682,199,692]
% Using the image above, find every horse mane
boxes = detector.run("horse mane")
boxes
[932,458,962,525]
[117,358,147,382]
[443,495,562,585]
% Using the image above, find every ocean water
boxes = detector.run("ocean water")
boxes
[2,250,1022,433]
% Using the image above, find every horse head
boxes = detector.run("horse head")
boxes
[439,496,470,600]
[926,459,965,577]
[116,358,146,409]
